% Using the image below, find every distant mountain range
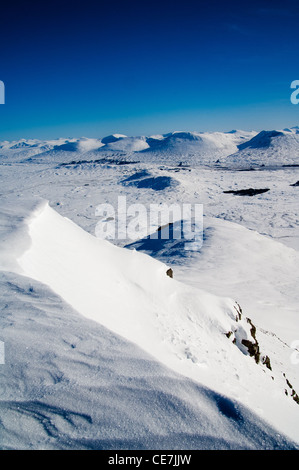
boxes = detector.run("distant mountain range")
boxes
[1,126,298,167]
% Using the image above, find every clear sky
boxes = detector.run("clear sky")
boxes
[0,0,298,140]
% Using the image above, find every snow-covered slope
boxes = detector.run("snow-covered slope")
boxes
[223,127,299,167]
[2,127,299,168]
[137,130,257,165]
[1,201,298,445]
[1,269,296,450]
[99,135,150,152]
[126,216,299,345]
[0,130,257,166]
[0,137,103,164]
[143,130,256,157]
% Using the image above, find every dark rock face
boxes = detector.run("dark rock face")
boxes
[284,374,299,405]
[241,338,260,364]
[223,188,270,196]
[166,268,173,278]
[290,181,299,187]
[241,318,260,364]
[226,306,299,407]
[60,158,139,167]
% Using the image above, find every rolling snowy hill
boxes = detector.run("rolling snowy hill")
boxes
[0,129,257,166]
[223,127,299,168]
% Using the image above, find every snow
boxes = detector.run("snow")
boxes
[224,127,299,167]
[101,134,127,144]
[1,126,299,449]
[1,271,294,450]
[2,200,298,445]
[139,130,257,165]
[127,216,299,345]
[99,136,150,152]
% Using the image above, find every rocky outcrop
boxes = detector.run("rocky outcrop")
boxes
[166,268,173,278]
[225,303,299,407]
[223,188,270,196]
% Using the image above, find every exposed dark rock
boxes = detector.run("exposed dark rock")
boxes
[157,223,173,233]
[293,395,299,405]
[241,339,260,364]
[60,158,139,167]
[284,375,299,405]
[262,355,272,370]
[166,268,173,279]
[247,318,256,341]
[233,303,242,321]
[159,166,191,172]
[240,318,261,364]
[290,181,299,187]
[223,188,270,196]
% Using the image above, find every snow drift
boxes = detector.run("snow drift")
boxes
[1,270,296,450]
[3,201,298,445]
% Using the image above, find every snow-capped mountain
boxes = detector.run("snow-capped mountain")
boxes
[94,130,257,164]
[0,129,257,165]
[223,127,299,167]
[2,126,299,168]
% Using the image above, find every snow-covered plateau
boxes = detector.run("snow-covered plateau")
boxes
[0,127,299,450]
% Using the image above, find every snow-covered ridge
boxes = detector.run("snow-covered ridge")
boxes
[223,127,299,167]
[1,126,299,168]
[3,201,298,444]
[0,130,257,165]
[1,269,295,450]
[2,126,298,167]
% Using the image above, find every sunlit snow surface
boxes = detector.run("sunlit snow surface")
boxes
[0,129,299,449]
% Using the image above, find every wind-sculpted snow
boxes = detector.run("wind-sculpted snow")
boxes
[0,271,297,450]
[0,201,297,445]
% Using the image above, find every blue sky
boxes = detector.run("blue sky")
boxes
[0,0,298,140]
